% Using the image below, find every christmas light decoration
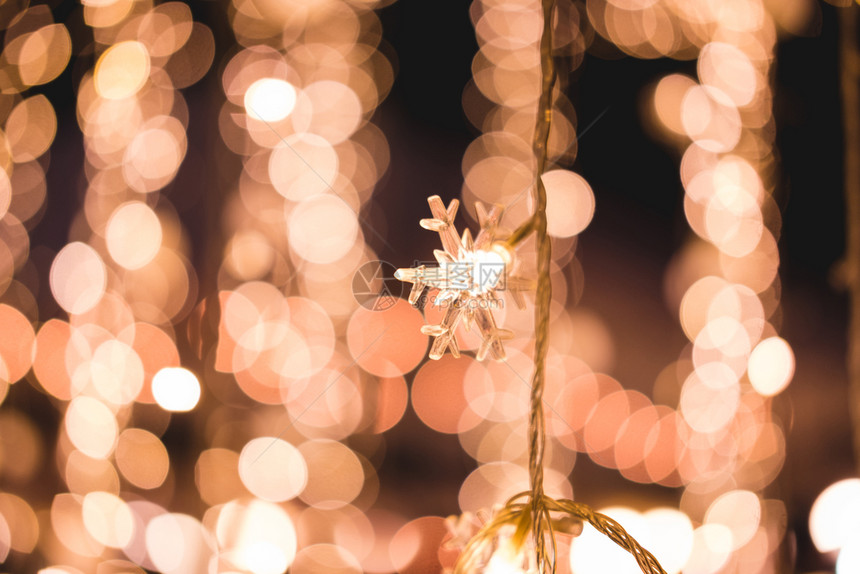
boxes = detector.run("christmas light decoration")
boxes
[395,196,528,361]
[397,1,669,572]
[0,0,845,572]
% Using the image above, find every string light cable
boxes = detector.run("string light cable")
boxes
[395,0,669,572]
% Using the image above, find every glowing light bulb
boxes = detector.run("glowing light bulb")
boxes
[395,196,530,361]
[438,247,506,295]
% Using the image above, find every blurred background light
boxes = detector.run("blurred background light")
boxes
[0,1,852,573]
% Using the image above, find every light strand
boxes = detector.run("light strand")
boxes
[454,492,667,574]
[524,0,556,570]
[454,1,668,572]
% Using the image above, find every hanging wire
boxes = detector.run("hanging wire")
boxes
[454,492,667,574]
[453,0,670,572]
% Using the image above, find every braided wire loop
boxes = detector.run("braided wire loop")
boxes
[453,494,667,574]
[453,0,668,571]
[551,498,668,574]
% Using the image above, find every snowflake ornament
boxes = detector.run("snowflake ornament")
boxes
[395,195,530,361]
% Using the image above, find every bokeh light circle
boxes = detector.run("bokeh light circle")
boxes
[239,437,307,502]
[810,478,860,553]
[541,169,595,237]
[346,299,427,377]
[152,367,201,412]
[50,242,107,315]
[106,202,163,270]
[747,337,795,396]
[245,78,297,122]
[95,41,151,100]
[288,195,358,264]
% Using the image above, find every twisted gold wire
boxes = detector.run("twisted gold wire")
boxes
[550,499,667,574]
[453,0,670,572]
[454,494,667,574]
[527,0,557,560]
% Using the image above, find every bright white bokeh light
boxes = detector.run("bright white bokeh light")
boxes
[152,367,201,412]
[838,542,860,574]
[242,541,288,574]
[810,478,860,553]
[484,546,528,574]
[245,78,297,122]
[216,499,297,574]
[643,508,694,574]
[747,336,795,396]
[570,506,693,574]
[571,507,646,574]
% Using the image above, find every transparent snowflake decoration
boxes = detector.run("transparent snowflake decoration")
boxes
[394,196,530,361]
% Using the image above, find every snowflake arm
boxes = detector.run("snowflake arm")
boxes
[420,195,461,257]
